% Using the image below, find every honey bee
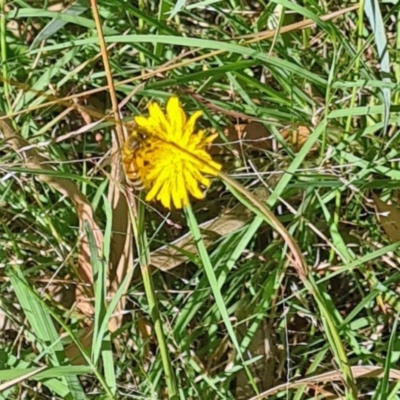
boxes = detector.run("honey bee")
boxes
[122,131,147,190]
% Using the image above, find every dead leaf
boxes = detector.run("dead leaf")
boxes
[106,133,134,335]
[64,326,94,365]
[235,318,276,399]
[280,125,316,152]
[150,187,270,270]
[372,193,400,242]
[211,122,315,157]
[224,122,273,151]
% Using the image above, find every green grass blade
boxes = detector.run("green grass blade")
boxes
[364,0,391,138]
[184,204,259,396]
[4,257,86,398]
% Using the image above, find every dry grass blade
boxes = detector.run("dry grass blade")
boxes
[89,0,124,147]
[90,0,134,334]
[106,182,133,334]
[246,366,400,399]
[239,4,359,41]
[0,365,48,392]
[219,171,308,280]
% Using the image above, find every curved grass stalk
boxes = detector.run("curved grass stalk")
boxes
[218,171,358,399]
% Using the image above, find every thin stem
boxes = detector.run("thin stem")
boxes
[90,0,125,147]
[0,0,11,111]
[129,198,178,399]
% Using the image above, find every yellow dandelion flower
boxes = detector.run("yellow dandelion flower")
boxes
[122,97,222,209]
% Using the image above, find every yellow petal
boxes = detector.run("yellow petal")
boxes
[171,190,182,209]
[187,163,210,187]
[183,110,202,142]
[146,167,169,200]
[167,97,186,140]
[205,132,219,144]
[183,169,203,199]
[193,152,221,174]
[173,172,188,209]
[148,102,169,134]
[134,116,152,132]
[145,186,158,202]
[157,180,172,209]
